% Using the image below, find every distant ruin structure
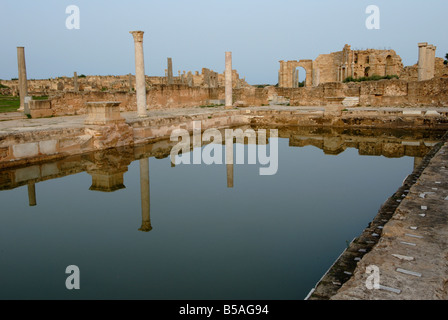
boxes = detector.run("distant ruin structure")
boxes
[279,44,404,88]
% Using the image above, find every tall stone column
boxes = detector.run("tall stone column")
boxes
[293,69,298,88]
[426,45,436,80]
[418,42,428,81]
[74,72,79,92]
[278,61,284,87]
[130,31,148,117]
[139,158,152,232]
[167,57,173,85]
[187,71,193,87]
[225,52,233,109]
[312,68,320,87]
[17,47,28,112]
[128,73,133,92]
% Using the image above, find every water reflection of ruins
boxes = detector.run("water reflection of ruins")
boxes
[0,126,444,232]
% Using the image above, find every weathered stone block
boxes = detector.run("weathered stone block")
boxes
[403,110,422,116]
[425,110,440,116]
[342,97,359,107]
[12,143,39,158]
[39,140,57,155]
[29,100,53,118]
[85,101,125,125]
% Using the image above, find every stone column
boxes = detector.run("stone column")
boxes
[27,182,36,206]
[167,57,173,85]
[278,61,284,87]
[418,42,428,81]
[17,47,28,112]
[139,158,152,232]
[130,31,148,117]
[293,69,298,88]
[187,71,193,87]
[225,52,233,109]
[312,68,320,87]
[128,73,133,92]
[74,72,79,92]
[426,45,436,80]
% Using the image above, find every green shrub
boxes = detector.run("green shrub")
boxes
[343,74,399,83]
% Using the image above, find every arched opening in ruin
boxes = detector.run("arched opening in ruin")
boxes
[293,66,307,88]
[364,67,371,77]
[385,55,393,76]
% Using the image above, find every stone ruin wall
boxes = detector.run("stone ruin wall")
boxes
[39,77,448,118]
[401,57,448,82]
[0,67,250,97]
[2,43,448,117]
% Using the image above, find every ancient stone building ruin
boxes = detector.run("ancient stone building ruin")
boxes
[1,67,249,97]
[279,44,404,88]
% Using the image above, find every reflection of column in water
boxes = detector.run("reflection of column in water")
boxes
[414,157,423,170]
[227,164,233,188]
[27,182,36,206]
[225,132,234,188]
[139,158,152,232]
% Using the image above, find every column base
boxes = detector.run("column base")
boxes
[225,105,234,110]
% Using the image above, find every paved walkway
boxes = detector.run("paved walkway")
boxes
[331,141,448,299]
[3,105,447,134]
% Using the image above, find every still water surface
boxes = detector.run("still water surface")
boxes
[0,127,443,299]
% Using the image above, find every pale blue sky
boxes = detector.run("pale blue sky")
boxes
[1,0,446,84]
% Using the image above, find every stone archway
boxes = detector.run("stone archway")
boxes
[385,55,393,76]
[364,67,371,77]
[293,66,307,88]
[278,60,313,88]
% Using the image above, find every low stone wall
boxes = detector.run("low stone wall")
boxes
[48,86,220,116]
[0,109,249,169]
[22,78,448,118]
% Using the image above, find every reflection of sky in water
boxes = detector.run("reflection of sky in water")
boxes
[0,137,424,299]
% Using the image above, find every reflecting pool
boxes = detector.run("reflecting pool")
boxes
[0,126,444,299]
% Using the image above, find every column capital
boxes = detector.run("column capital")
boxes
[418,42,428,48]
[130,31,144,42]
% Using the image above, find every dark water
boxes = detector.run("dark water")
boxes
[0,127,443,299]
